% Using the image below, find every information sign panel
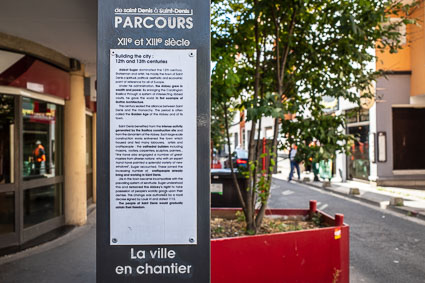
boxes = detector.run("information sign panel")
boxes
[110,49,197,245]
[97,0,210,282]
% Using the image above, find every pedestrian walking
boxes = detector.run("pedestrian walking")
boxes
[288,144,300,181]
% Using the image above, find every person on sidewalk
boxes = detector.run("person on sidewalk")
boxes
[32,140,46,175]
[310,141,320,181]
[288,144,301,181]
[312,162,320,181]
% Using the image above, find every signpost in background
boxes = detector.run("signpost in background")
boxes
[97,1,210,282]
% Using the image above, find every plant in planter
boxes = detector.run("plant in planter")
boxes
[210,201,350,282]
[212,0,417,234]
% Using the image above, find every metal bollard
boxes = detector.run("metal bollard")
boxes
[335,213,344,226]
[309,200,317,218]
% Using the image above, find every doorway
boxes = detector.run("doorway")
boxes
[393,107,425,170]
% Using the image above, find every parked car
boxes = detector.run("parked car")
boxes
[211,157,222,169]
[211,149,223,169]
[224,149,248,169]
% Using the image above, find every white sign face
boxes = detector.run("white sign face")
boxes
[378,133,386,162]
[369,133,375,163]
[110,49,197,245]
[210,183,223,194]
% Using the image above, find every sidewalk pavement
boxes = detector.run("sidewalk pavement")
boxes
[274,170,425,221]
[0,207,96,283]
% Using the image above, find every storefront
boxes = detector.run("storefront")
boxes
[0,48,95,250]
[346,109,370,181]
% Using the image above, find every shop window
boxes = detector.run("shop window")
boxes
[0,191,15,234]
[346,109,369,124]
[23,184,63,228]
[22,98,63,180]
[359,110,369,122]
[0,94,15,184]
[347,125,370,180]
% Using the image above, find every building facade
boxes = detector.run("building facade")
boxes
[335,1,425,187]
[0,0,97,251]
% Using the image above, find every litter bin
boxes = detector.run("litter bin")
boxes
[211,169,248,207]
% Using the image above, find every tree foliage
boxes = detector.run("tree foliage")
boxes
[211,0,418,234]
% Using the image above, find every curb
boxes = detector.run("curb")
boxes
[296,180,425,221]
[387,205,425,221]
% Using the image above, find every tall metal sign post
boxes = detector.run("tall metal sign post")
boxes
[97,0,210,282]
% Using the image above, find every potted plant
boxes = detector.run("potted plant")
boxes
[211,201,349,283]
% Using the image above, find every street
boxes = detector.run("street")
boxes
[0,179,424,283]
[269,178,425,283]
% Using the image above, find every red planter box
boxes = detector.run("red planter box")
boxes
[211,205,349,283]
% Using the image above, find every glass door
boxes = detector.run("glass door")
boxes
[21,97,64,240]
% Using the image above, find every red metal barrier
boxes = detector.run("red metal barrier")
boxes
[211,207,349,283]
[309,200,317,217]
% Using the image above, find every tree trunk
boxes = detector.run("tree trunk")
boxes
[223,103,247,218]
[254,5,298,231]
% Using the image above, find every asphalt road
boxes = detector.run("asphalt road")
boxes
[269,178,425,283]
